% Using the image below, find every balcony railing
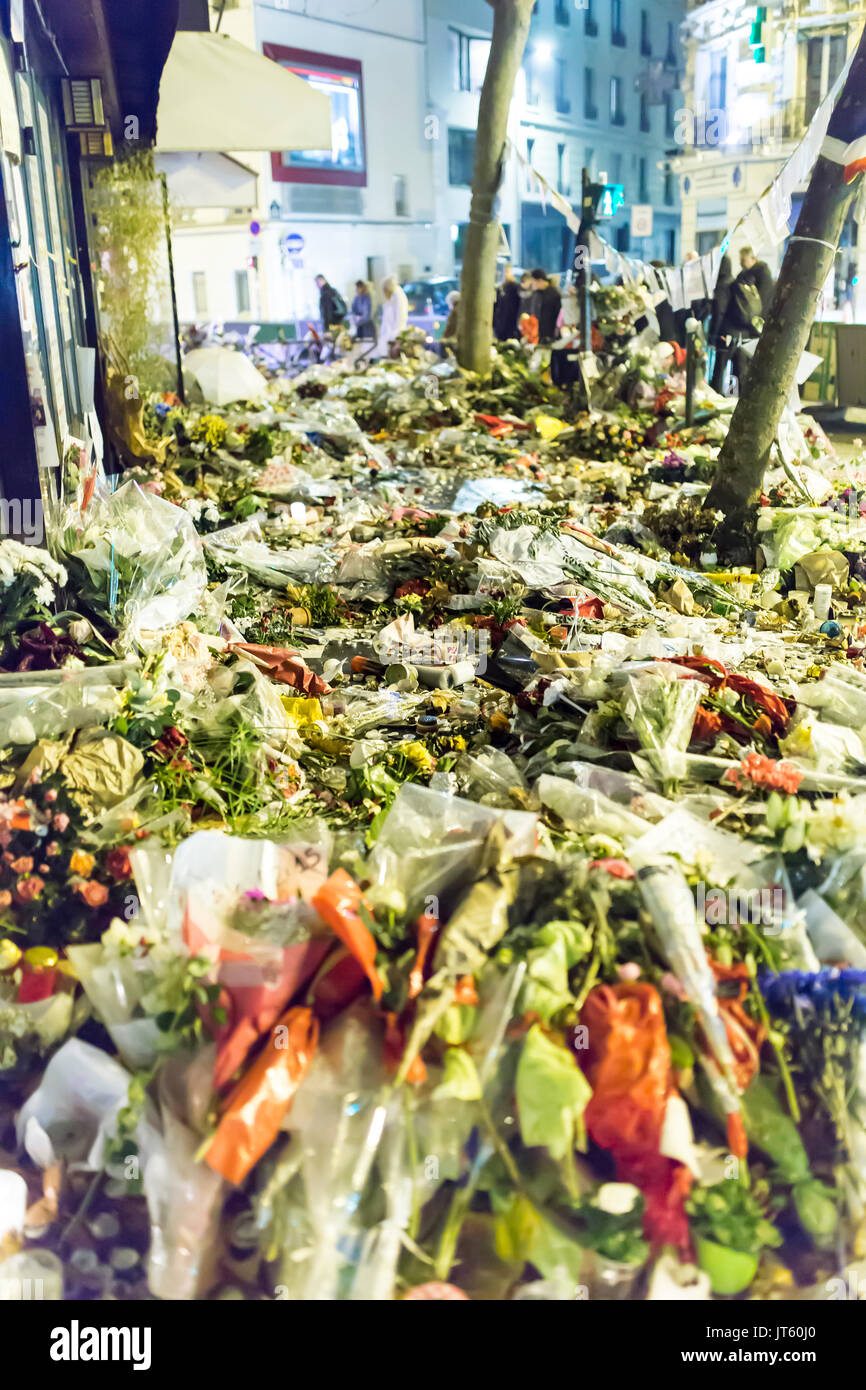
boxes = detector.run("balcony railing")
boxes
[611,110,626,125]
[585,16,599,36]
[584,101,599,119]
[612,29,626,46]
[556,96,572,114]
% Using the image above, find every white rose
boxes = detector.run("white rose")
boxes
[595,1183,642,1216]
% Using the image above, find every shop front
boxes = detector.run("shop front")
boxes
[0,0,178,536]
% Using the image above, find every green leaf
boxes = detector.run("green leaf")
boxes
[432,1047,482,1101]
[516,1024,592,1160]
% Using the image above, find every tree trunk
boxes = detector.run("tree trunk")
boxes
[457,0,535,376]
[706,23,866,544]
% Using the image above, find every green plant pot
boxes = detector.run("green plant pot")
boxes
[695,1237,758,1295]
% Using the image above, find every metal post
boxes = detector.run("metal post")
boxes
[685,319,697,428]
[577,166,592,353]
[160,172,185,405]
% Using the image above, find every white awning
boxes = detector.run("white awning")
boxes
[155,31,332,154]
[154,152,258,208]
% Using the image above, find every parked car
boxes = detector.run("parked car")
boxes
[402,276,460,339]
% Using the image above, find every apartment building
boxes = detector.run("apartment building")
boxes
[426,0,686,274]
[170,0,436,324]
[170,0,689,325]
[673,0,865,318]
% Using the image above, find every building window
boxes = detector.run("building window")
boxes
[666,228,676,262]
[585,0,598,38]
[640,9,651,57]
[663,167,675,206]
[555,57,570,113]
[829,32,847,88]
[585,146,595,178]
[557,141,569,194]
[234,270,250,315]
[448,128,476,186]
[610,74,625,125]
[265,45,366,187]
[192,272,208,316]
[708,51,727,114]
[525,51,539,106]
[805,33,849,125]
[525,136,536,191]
[451,28,491,93]
[640,92,650,132]
[665,21,677,66]
[616,224,630,252]
[611,0,625,47]
[584,66,597,119]
[638,155,648,202]
[663,92,675,140]
[555,0,570,25]
[394,174,409,217]
[805,37,823,124]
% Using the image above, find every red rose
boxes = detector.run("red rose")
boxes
[105,846,132,881]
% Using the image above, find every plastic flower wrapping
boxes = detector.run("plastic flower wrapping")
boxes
[4,328,866,1305]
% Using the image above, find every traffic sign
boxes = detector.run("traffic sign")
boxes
[591,183,625,220]
[284,232,305,255]
[630,204,654,239]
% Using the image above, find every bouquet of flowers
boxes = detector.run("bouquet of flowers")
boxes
[60,480,208,638]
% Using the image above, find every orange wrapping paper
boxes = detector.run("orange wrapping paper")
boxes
[204,1006,319,1186]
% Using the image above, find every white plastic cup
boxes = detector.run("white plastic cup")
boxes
[813,584,832,623]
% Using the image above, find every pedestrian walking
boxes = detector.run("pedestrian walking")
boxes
[529,269,562,344]
[350,280,375,340]
[443,290,460,340]
[711,246,775,393]
[374,276,409,358]
[493,265,521,341]
[315,274,347,331]
[708,255,734,392]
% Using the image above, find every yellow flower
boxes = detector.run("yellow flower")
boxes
[0,939,22,971]
[69,849,96,877]
[398,741,436,774]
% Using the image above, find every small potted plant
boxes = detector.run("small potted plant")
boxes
[687,1180,782,1295]
[578,1183,650,1300]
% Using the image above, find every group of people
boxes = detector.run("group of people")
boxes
[649,246,775,394]
[440,267,562,349]
[492,267,563,345]
[315,242,774,386]
[314,273,409,359]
